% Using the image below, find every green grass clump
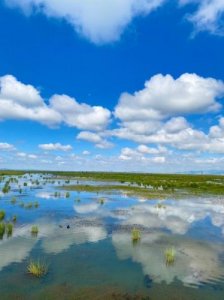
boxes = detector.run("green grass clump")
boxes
[31,226,39,236]
[27,260,48,278]
[0,210,5,221]
[0,222,5,238]
[98,198,105,205]
[156,203,166,209]
[25,202,33,209]
[12,215,17,222]
[65,192,70,198]
[34,202,39,208]
[19,202,24,208]
[165,247,175,266]
[131,227,141,242]
[11,197,17,204]
[6,223,13,236]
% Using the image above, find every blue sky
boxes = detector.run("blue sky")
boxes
[0,0,224,172]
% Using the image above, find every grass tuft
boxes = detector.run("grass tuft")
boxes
[6,223,13,236]
[0,210,5,221]
[31,226,39,236]
[27,260,48,278]
[131,227,141,242]
[165,247,175,266]
[0,222,5,238]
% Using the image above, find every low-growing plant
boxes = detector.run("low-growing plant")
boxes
[6,223,13,236]
[26,202,33,209]
[0,210,5,221]
[165,247,175,266]
[27,260,48,278]
[11,197,17,204]
[12,215,17,222]
[99,198,105,205]
[65,192,70,198]
[131,227,141,242]
[19,201,24,208]
[31,226,39,236]
[34,202,39,208]
[156,203,166,209]
[0,222,5,238]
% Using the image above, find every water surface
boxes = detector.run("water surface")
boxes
[0,174,224,299]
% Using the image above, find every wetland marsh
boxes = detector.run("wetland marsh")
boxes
[0,172,224,299]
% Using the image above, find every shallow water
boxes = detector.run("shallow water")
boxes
[0,174,224,299]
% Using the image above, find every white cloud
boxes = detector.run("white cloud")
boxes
[0,75,61,127]
[16,152,38,159]
[0,75,110,131]
[50,94,111,131]
[39,143,73,151]
[77,131,113,149]
[0,142,15,151]
[111,73,224,156]
[119,146,166,163]
[152,156,166,163]
[82,150,90,155]
[180,0,224,35]
[137,144,168,154]
[5,0,165,44]
[115,73,224,124]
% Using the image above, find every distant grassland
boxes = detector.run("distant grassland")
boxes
[1,170,224,196]
[55,171,224,196]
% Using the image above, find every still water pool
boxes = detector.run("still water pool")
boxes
[0,174,224,299]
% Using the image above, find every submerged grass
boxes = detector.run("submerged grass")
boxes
[0,210,5,221]
[131,227,141,242]
[27,260,48,278]
[0,222,5,238]
[165,247,175,266]
[6,223,13,236]
[31,226,39,236]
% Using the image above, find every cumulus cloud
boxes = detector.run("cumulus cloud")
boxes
[119,146,166,163]
[137,144,168,154]
[5,0,165,44]
[50,94,111,131]
[0,142,15,151]
[180,0,224,35]
[77,131,113,149]
[0,75,111,130]
[115,73,224,123]
[0,75,61,127]
[39,143,73,151]
[112,73,224,155]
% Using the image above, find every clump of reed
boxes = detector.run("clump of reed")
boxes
[25,202,33,209]
[98,198,105,205]
[6,223,13,236]
[165,247,175,266]
[19,201,24,208]
[65,192,70,198]
[34,201,39,208]
[131,227,141,242]
[31,226,39,236]
[0,222,5,238]
[12,215,17,222]
[155,203,166,209]
[0,210,5,221]
[27,260,48,278]
[11,197,17,204]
